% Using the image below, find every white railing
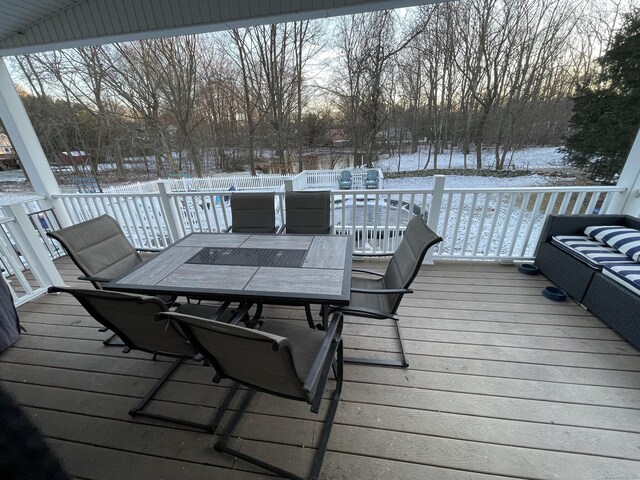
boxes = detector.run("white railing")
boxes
[0,175,624,308]
[58,191,173,249]
[434,184,623,260]
[0,203,64,306]
[50,177,627,260]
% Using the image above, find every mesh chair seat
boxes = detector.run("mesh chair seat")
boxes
[350,276,393,314]
[259,320,327,382]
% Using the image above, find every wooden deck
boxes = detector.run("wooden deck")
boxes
[2,256,640,480]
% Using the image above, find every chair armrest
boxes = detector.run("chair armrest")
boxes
[351,287,412,295]
[331,304,399,321]
[351,268,385,277]
[352,252,393,258]
[303,312,343,412]
[78,274,113,284]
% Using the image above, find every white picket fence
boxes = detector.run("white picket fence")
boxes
[103,169,383,194]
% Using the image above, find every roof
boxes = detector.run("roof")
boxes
[0,0,437,56]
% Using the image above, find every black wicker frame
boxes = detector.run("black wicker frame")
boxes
[534,214,640,350]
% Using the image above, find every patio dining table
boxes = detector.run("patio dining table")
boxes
[104,232,353,328]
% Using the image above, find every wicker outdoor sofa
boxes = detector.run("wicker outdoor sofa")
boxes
[534,214,640,350]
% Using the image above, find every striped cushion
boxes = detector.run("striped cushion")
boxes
[602,264,640,295]
[585,226,640,262]
[551,235,636,269]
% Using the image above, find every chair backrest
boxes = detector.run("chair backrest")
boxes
[229,192,277,233]
[49,286,195,357]
[168,313,308,401]
[285,191,331,234]
[383,215,443,313]
[47,215,142,287]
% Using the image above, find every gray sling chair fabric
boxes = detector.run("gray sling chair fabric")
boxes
[330,215,442,368]
[47,285,246,432]
[166,310,344,480]
[46,214,177,345]
[226,192,280,233]
[283,191,332,235]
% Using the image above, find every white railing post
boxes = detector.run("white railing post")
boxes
[4,204,64,286]
[608,129,640,215]
[0,58,73,228]
[424,175,446,264]
[157,181,184,242]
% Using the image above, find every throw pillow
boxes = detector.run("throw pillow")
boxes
[584,225,640,262]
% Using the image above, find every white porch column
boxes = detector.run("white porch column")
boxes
[0,57,71,226]
[609,129,640,216]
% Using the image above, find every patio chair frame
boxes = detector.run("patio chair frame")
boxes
[330,215,442,368]
[48,285,250,432]
[166,311,344,480]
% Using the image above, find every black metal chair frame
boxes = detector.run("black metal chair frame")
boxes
[330,217,442,368]
[168,311,344,480]
[48,285,251,432]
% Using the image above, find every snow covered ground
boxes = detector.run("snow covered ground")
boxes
[0,146,569,207]
[375,146,564,173]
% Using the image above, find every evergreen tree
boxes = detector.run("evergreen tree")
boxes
[562,9,640,182]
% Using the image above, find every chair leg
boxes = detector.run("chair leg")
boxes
[304,304,315,329]
[214,354,343,480]
[128,358,225,432]
[310,342,343,480]
[102,331,125,347]
[345,316,409,368]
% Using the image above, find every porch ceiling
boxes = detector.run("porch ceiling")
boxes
[0,0,438,56]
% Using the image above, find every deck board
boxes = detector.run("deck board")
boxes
[1,257,640,479]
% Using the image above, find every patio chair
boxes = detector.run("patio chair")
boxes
[226,192,280,233]
[46,215,176,345]
[364,169,379,189]
[329,215,442,368]
[47,285,248,432]
[338,170,352,190]
[46,215,158,290]
[165,310,344,480]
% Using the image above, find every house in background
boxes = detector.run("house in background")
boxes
[59,150,89,167]
[0,132,19,169]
